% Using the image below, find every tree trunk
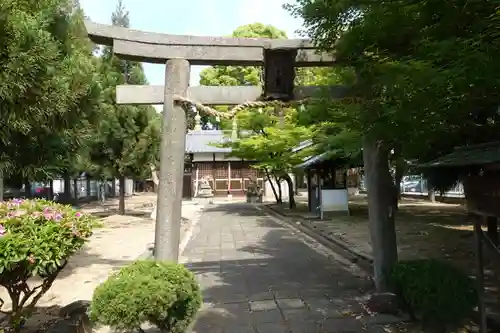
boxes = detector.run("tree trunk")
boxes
[428,189,436,203]
[282,173,296,209]
[86,177,91,197]
[118,176,126,215]
[487,216,498,247]
[0,169,3,202]
[48,180,54,200]
[24,180,31,198]
[150,164,159,186]
[274,174,283,203]
[149,164,159,220]
[362,135,399,292]
[73,178,78,200]
[63,174,71,201]
[294,172,303,195]
[111,180,116,198]
[264,169,280,203]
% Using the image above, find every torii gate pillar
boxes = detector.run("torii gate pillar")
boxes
[155,59,190,262]
[83,20,337,264]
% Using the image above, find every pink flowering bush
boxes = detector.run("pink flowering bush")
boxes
[0,199,96,332]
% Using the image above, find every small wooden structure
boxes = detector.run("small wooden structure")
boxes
[293,143,361,217]
[422,141,500,333]
[186,130,263,198]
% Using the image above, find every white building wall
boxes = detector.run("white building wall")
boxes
[125,178,134,196]
[263,173,295,202]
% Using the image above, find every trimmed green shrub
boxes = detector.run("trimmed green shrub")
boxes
[390,259,477,330]
[90,260,202,333]
[0,199,96,331]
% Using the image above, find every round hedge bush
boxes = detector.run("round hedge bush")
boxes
[390,259,477,328]
[90,260,202,333]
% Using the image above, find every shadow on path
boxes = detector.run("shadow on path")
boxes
[184,203,395,333]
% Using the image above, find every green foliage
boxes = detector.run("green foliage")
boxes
[0,198,96,330]
[89,0,159,184]
[199,23,314,189]
[197,23,288,129]
[0,0,103,180]
[295,67,355,87]
[90,104,159,180]
[90,260,202,333]
[390,259,477,327]
[0,0,70,142]
[286,0,500,168]
[200,23,286,86]
[220,107,312,206]
[285,0,500,296]
[227,108,312,174]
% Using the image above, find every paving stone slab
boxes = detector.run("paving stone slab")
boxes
[187,203,405,333]
[249,299,279,311]
[276,298,306,310]
[250,309,285,324]
[254,322,290,333]
[248,291,275,301]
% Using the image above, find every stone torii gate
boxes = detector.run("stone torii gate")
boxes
[85,21,343,263]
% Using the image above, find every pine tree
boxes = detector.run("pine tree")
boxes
[90,0,159,214]
[0,0,102,197]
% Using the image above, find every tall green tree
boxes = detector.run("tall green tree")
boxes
[90,0,159,214]
[286,0,500,291]
[0,0,102,199]
[198,23,288,130]
[200,24,308,205]
[200,23,287,86]
[224,107,312,208]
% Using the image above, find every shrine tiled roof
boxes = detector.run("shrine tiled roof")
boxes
[295,152,330,169]
[294,149,352,169]
[292,139,314,153]
[185,130,232,153]
[420,141,500,168]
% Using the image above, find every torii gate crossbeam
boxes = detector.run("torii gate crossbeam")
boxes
[84,20,339,263]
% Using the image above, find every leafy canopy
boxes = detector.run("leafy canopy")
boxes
[286,0,500,164]
[0,0,103,180]
[229,108,312,173]
[89,0,159,180]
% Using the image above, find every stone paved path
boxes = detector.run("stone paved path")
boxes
[184,203,393,333]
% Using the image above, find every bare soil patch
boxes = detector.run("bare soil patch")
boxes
[269,196,499,332]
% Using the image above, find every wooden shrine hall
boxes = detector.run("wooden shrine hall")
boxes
[182,114,263,199]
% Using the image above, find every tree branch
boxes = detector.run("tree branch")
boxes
[149,163,159,186]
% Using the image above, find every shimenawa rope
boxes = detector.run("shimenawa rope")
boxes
[173,95,309,118]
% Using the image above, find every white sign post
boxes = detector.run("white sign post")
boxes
[320,189,349,218]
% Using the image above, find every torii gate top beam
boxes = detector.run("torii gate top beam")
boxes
[85,21,335,66]
[85,21,315,49]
